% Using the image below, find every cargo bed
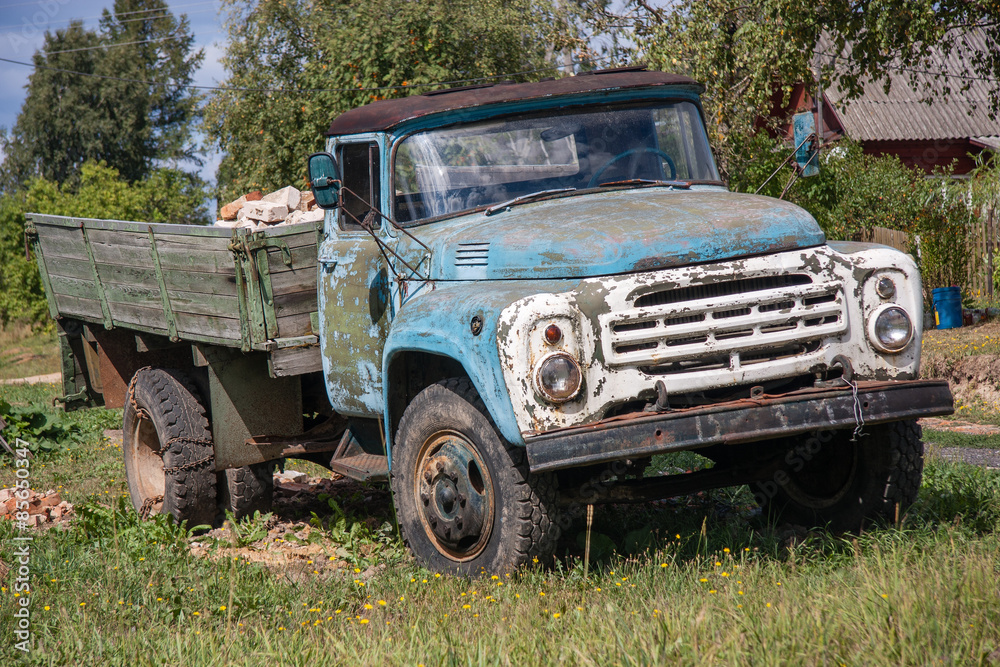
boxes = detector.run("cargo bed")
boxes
[26,214,323,380]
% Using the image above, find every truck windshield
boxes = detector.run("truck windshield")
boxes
[393,100,720,223]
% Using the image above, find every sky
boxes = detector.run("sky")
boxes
[0,0,227,184]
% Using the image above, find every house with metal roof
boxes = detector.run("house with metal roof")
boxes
[777,33,1000,175]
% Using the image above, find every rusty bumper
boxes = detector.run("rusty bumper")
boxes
[525,380,954,473]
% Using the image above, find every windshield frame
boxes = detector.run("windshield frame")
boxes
[388,93,724,227]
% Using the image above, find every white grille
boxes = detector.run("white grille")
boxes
[601,279,847,371]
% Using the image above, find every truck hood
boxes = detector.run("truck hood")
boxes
[412,187,825,281]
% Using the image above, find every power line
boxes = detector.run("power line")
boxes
[0,53,613,94]
[0,1,216,31]
[42,35,182,56]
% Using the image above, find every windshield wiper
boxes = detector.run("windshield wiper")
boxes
[484,188,576,216]
[597,179,691,189]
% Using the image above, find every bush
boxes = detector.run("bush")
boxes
[0,161,210,327]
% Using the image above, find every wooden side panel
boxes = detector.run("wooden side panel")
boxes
[31,215,323,378]
[264,228,320,340]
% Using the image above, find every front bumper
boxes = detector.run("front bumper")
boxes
[525,379,953,472]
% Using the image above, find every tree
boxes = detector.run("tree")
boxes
[0,0,204,192]
[205,0,584,200]
[590,0,1000,183]
[0,161,209,326]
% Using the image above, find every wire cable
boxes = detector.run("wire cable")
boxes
[0,53,614,94]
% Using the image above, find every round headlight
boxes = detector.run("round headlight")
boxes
[535,352,582,403]
[870,306,913,353]
[875,276,896,300]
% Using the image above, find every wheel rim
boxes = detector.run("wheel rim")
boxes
[414,431,494,562]
[781,439,859,510]
[127,415,165,513]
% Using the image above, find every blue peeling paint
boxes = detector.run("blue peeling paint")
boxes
[395,187,825,281]
[381,278,578,467]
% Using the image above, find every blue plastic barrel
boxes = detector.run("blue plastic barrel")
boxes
[932,286,963,329]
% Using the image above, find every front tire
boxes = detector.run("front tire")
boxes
[123,368,217,527]
[391,379,560,575]
[761,420,923,531]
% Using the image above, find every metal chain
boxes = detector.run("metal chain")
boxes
[126,366,153,422]
[139,494,163,519]
[161,437,215,474]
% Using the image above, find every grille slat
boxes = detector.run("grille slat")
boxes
[602,274,847,373]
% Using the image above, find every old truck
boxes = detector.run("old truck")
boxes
[27,68,953,574]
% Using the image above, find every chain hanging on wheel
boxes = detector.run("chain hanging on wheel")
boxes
[161,436,215,475]
[139,494,163,519]
[126,366,154,422]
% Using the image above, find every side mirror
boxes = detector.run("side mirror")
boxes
[307,152,341,209]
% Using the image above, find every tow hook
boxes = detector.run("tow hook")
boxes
[814,355,854,388]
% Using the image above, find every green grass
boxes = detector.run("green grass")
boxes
[2,350,1000,663]
[2,413,999,664]
[0,324,59,381]
[922,428,1000,450]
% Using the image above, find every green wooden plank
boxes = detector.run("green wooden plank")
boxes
[89,241,237,275]
[273,312,314,338]
[148,227,178,341]
[274,289,318,318]
[52,293,105,322]
[79,225,113,329]
[264,245,319,275]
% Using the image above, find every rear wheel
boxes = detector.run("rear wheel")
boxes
[391,378,560,575]
[219,462,274,521]
[760,420,923,530]
[123,368,217,527]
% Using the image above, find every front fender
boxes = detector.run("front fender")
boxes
[382,279,578,457]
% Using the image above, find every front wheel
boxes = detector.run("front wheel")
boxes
[391,379,560,575]
[760,420,924,531]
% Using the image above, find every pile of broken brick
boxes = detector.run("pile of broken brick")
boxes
[214,185,325,232]
[0,487,73,527]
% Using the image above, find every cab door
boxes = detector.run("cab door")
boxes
[318,137,393,417]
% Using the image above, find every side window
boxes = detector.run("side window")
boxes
[337,142,381,231]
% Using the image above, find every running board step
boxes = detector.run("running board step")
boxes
[329,453,388,482]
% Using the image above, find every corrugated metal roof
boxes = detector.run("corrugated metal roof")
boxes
[822,32,1000,142]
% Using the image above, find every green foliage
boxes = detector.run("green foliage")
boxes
[595,1,1000,183]
[25,160,209,224]
[0,195,46,326]
[0,397,83,454]
[910,458,1000,533]
[0,0,203,193]
[205,0,578,201]
[0,161,208,326]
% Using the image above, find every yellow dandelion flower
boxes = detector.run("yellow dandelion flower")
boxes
[552,613,561,618]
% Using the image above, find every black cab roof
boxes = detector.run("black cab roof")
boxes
[324,67,701,136]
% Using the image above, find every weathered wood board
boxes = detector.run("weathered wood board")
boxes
[27,214,323,376]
